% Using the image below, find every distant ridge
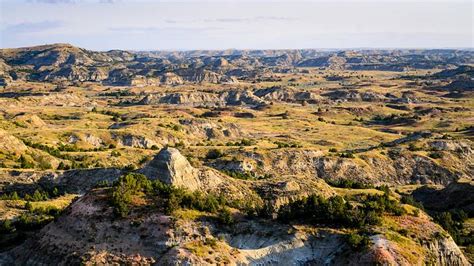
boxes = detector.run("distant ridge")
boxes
[0,43,473,87]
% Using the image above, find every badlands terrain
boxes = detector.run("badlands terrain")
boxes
[0,44,472,265]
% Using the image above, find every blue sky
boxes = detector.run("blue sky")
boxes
[0,0,472,50]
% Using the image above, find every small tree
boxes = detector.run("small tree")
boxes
[19,155,34,169]
[0,219,14,234]
[10,191,20,200]
[110,173,152,218]
[57,161,66,170]
[217,207,234,225]
[24,201,33,211]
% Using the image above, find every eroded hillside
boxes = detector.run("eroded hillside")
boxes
[0,45,472,265]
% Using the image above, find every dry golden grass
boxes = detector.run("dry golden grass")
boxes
[29,194,79,210]
[0,194,78,220]
[0,67,471,171]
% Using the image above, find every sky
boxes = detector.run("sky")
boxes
[0,0,472,50]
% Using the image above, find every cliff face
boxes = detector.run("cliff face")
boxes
[342,234,469,266]
[422,237,470,266]
[313,152,466,186]
[207,146,470,186]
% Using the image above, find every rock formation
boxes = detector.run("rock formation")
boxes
[140,147,201,190]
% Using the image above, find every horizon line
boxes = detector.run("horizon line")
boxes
[2,43,473,52]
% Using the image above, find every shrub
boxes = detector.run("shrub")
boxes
[0,191,20,200]
[413,209,420,217]
[274,141,302,149]
[363,192,406,216]
[221,170,271,181]
[24,201,33,211]
[110,173,152,217]
[327,179,373,189]
[32,205,61,216]
[239,139,255,146]
[277,195,359,227]
[24,189,49,202]
[57,144,79,152]
[0,219,14,234]
[376,185,390,194]
[432,210,469,245]
[171,124,181,131]
[408,143,421,151]
[57,161,68,170]
[339,152,355,158]
[123,164,136,171]
[205,149,223,160]
[217,207,234,225]
[347,232,370,250]
[51,187,60,197]
[428,152,443,159]
[109,173,256,221]
[398,228,409,236]
[139,156,150,165]
[400,195,424,210]
[95,180,110,188]
[204,237,218,248]
[16,213,53,230]
[18,155,34,169]
[174,141,185,149]
[21,140,62,158]
[180,191,221,213]
[278,190,406,228]
[12,191,20,200]
[155,185,227,215]
[38,158,52,170]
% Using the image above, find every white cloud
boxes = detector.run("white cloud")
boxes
[3,20,64,33]
[1,1,472,49]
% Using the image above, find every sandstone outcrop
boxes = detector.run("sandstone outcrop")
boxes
[140,147,201,190]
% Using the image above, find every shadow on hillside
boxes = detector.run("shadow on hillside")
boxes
[412,182,474,214]
[0,167,124,196]
[0,92,48,98]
